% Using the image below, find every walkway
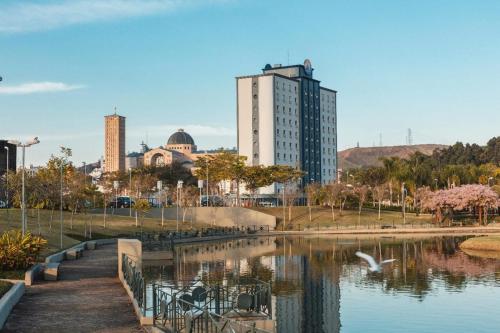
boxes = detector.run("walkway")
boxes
[3,244,145,333]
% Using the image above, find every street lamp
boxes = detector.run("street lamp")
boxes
[59,146,72,249]
[82,161,87,186]
[176,180,183,232]
[4,146,9,225]
[401,182,407,224]
[128,168,132,217]
[8,137,40,236]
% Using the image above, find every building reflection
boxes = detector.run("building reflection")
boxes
[143,235,500,333]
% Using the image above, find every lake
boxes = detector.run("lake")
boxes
[143,235,500,333]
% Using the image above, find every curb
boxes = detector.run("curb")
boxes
[0,282,25,330]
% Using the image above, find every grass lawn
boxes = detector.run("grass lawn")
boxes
[252,206,436,230]
[0,208,209,258]
[0,281,13,298]
[460,236,500,252]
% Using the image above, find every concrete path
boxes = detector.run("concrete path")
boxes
[3,244,145,333]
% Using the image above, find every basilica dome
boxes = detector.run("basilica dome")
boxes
[167,129,195,146]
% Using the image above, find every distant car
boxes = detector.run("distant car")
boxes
[107,196,134,208]
[259,201,276,208]
[201,196,224,207]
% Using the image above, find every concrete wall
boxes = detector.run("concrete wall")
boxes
[93,207,277,228]
[0,282,25,330]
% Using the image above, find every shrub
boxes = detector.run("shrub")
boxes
[0,231,47,270]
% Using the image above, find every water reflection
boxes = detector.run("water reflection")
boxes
[143,235,500,333]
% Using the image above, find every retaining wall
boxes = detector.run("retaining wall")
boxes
[93,207,276,228]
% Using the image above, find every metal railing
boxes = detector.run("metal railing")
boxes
[122,253,146,315]
[152,278,273,332]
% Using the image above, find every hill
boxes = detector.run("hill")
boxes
[338,144,447,169]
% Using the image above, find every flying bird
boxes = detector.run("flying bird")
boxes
[355,251,397,272]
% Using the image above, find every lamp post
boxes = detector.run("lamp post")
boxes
[176,180,183,232]
[402,182,407,224]
[82,161,87,185]
[8,137,40,236]
[59,146,72,249]
[129,168,132,217]
[4,146,9,225]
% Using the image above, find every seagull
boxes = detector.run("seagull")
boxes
[355,251,397,272]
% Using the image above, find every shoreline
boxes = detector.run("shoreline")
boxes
[268,226,500,236]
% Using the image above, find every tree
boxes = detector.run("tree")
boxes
[269,165,304,227]
[355,185,370,220]
[421,184,498,225]
[133,199,151,234]
[372,184,387,220]
[241,166,273,206]
[324,183,343,223]
[305,182,321,223]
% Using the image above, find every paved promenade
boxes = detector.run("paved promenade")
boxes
[3,244,144,333]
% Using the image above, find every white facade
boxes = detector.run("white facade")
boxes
[237,74,300,194]
[237,60,337,194]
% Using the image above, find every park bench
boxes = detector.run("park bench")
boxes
[44,263,60,281]
[381,225,396,229]
[66,248,84,260]
[86,241,97,250]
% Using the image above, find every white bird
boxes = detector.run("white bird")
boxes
[355,251,396,272]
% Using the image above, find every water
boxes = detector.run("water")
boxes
[143,235,500,333]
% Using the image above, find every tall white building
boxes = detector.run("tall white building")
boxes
[236,59,337,194]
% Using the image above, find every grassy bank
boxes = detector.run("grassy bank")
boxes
[460,236,500,252]
[0,281,12,298]
[0,208,208,258]
[252,206,434,229]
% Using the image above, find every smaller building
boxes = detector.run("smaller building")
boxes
[0,140,17,176]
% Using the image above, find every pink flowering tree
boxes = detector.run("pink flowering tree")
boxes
[420,185,499,225]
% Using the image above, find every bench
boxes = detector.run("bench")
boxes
[86,241,97,250]
[66,248,84,260]
[381,225,396,229]
[44,263,60,281]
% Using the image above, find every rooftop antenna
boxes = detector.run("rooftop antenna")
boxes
[114,106,117,115]
[379,133,383,147]
[287,50,290,65]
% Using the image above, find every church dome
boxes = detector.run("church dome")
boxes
[167,129,195,145]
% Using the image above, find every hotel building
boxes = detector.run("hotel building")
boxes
[236,59,337,193]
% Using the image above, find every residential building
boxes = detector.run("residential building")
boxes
[236,59,337,194]
[104,113,126,173]
[0,140,17,176]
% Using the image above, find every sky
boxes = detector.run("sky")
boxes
[1,0,499,167]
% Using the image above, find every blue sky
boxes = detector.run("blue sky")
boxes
[1,0,499,166]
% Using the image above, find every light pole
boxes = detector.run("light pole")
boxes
[82,162,87,186]
[4,146,9,225]
[129,168,132,217]
[402,182,407,224]
[176,180,183,232]
[205,151,209,207]
[8,137,40,236]
[59,146,72,249]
